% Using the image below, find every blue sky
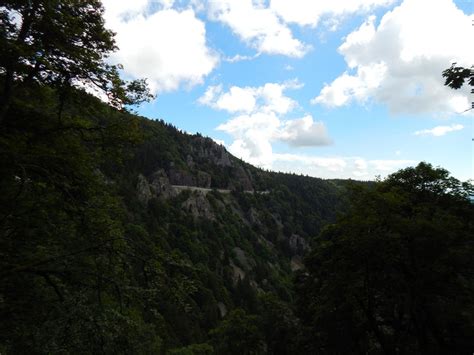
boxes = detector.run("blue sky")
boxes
[102,0,473,180]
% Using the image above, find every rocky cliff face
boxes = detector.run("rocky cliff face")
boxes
[181,192,215,220]
[135,132,256,193]
[191,136,232,167]
[131,119,346,323]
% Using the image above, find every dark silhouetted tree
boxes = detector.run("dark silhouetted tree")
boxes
[299,162,474,354]
[0,0,153,122]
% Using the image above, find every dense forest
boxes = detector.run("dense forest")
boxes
[1,1,473,354]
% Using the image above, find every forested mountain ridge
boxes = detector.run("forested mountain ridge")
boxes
[4,80,472,355]
[0,81,349,353]
[1,2,472,354]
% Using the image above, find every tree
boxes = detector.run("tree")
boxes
[0,0,153,122]
[0,1,158,352]
[442,63,473,111]
[209,309,264,355]
[299,163,474,354]
[442,63,474,90]
[258,293,299,355]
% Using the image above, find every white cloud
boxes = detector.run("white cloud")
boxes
[353,158,369,176]
[101,0,149,24]
[198,81,301,114]
[212,138,226,146]
[203,81,331,168]
[370,159,416,172]
[208,0,309,57]
[312,62,387,106]
[277,115,332,146]
[216,111,278,167]
[273,154,347,172]
[313,0,473,114]
[215,86,258,113]
[414,124,464,137]
[197,84,223,106]
[271,155,416,179]
[102,2,218,93]
[224,53,261,63]
[217,111,281,138]
[216,112,332,165]
[207,0,395,58]
[270,0,396,27]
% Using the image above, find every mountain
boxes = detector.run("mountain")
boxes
[1,50,471,355]
[107,116,351,351]
[2,2,472,352]
[0,85,352,354]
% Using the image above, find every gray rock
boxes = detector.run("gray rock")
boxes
[230,260,246,285]
[169,168,195,186]
[181,193,215,220]
[196,170,211,188]
[232,247,256,271]
[136,174,152,204]
[247,208,261,226]
[150,169,176,199]
[290,256,304,271]
[191,136,232,167]
[217,302,228,318]
[289,234,309,256]
[186,154,194,168]
[229,166,253,191]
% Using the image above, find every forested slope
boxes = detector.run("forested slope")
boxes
[0,81,350,353]
[1,2,472,354]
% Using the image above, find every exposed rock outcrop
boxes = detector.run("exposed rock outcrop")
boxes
[289,234,309,256]
[196,170,211,188]
[181,192,215,220]
[169,168,195,186]
[191,136,232,167]
[247,208,261,227]
[290,256,304,271]
[136,174,152,204]
[150,169,177,199]
[229,166,253,191]
[233,247,256,271]
[230,260,246,285]
[217,302,228,318]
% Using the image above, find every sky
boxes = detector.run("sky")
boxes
[101,0,473,181]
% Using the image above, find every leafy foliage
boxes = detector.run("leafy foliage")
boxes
[0,0,152,122]
[442,63,474,90]
[1,3,471,354]
[298,163,474,354]
[209,309,264,355]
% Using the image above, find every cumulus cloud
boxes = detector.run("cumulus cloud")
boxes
[102,1,218,93]
[207,0,395,58]
[271,155,416,179]
[216,111,332,168]
[273,154,347,172]
[217,112,280,136]
[277,116,332,147]
[224,53,261,63]
[200,81,331,168]
[414,124,464,137]
[313,0,473,114]
[215,111,278,167]
[212,138,226,146]
[101,0,149,23]
[198,81,301,114]
[369,159,416,172]
[312,61,387,106]
[208,0,309,57]
[270,0,396,27]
